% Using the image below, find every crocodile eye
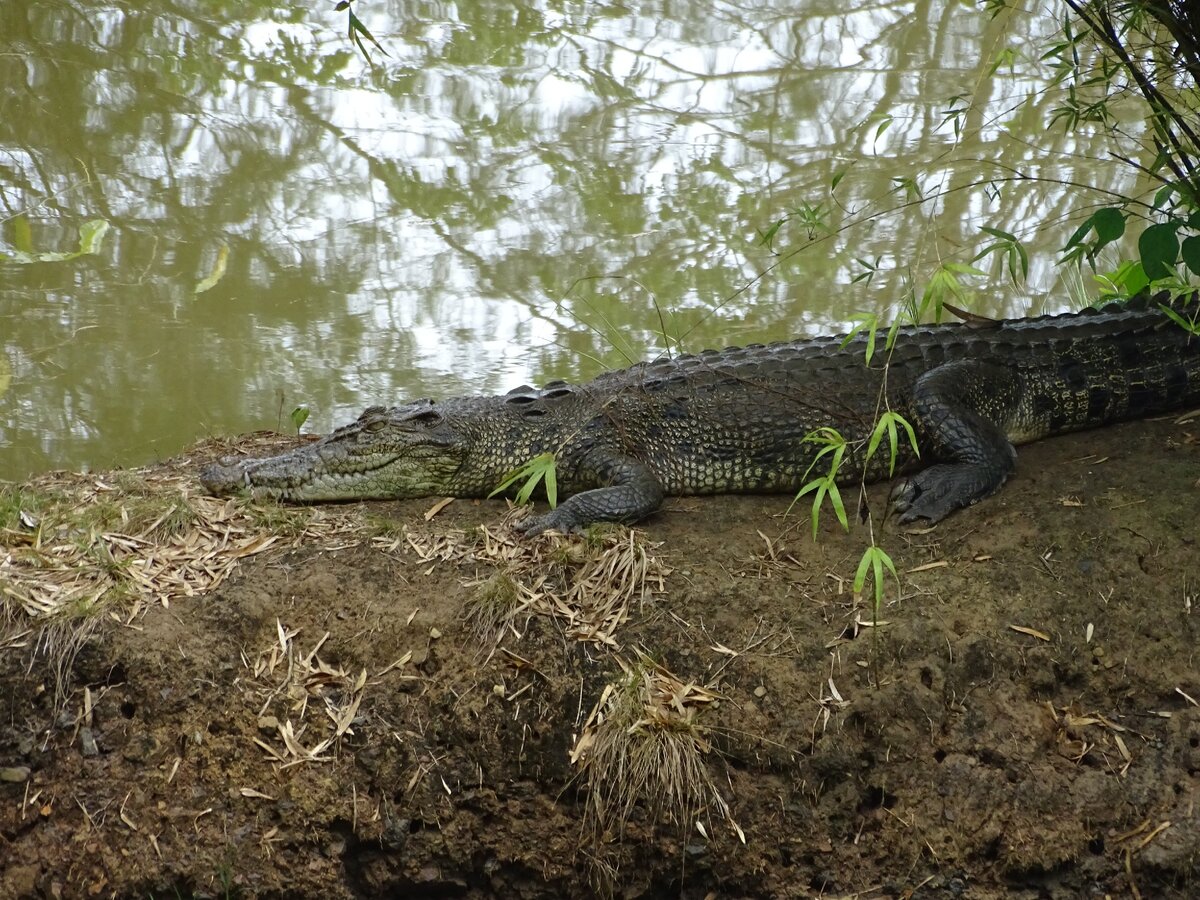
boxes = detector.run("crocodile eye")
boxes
[406,411,443,428]
[362,419,387,433]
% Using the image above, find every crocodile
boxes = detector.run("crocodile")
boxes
[200,295,1200,535]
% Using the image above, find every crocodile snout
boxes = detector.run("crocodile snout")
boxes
[199,460,247,495]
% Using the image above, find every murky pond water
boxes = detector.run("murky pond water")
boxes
[0,1,1148,480]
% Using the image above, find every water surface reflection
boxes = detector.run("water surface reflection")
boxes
[0,1,1147,478]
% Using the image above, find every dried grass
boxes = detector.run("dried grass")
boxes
[0,465,362,700]
[571,651,741,847]
[245,621,371,767]
[397,514,671,649]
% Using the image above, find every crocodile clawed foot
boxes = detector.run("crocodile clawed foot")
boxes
[512,509,581,538]
[889,463,1003,525]
[888,468,958,525]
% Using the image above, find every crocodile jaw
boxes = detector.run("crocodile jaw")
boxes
[200,445,463,501]
[200,404,467,502]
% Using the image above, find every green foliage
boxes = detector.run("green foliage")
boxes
[917,261,986,321]
[1065,207,1200,288]
[334,0,388,61]
[972,227,1029,286]
[490,452,558,508]
[939,94,971,140]
[856,112,895,150]
[791,428,848,540]
[194,242,228,294]
[1158,301,1200,335]
[839,314,880,364]
[890,176,923,202]
[987,45,1019,77]
[854,542,899,619]
[0,218,109,264]
[1139,222,1181,279]
[758,200,832,250]
[1093,259,1149,299]
[865,411,919,477]
[1047,2,1200,296]
[1048,82,1116,130]
[1060,207,1126,267]
[850,256,882,287]
[290,405,310,434]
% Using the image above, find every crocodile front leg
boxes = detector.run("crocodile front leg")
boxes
[891,360,1020,524]
[514,449,665,536]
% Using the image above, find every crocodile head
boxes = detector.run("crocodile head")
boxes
[200,401,467,502]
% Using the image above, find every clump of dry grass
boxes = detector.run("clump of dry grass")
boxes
[571,652,739,847]
[464,571,525,647]
[401,515,670,648]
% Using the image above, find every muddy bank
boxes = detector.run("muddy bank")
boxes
[1,415,1198,899]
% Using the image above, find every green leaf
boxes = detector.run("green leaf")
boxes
[1063,219,1093,252]
[826,482,848,531]
[854,544,900,615]
[490,453,559,508]
[1091,207,1126,245]
[77,219,110,255]
[1094,259,1148,298]
[544,461,557,509]
[1120,261,1150,295]
[1060,208,1127,267]
[944,262,987,277]
[792,428,851,538]
[348,9,389,59]
[758,218,785,248]
[987,46,1017,76]
[853,547,873,594]
[865,411,919,476]
[290,406,310,433]
[1152,184,1176,210]
[974,226,1029,285]
[885,319,903,350]
[850,256,879,286]
[194,242,229,294]
[874,115,894,143]
[1180,235,1200,276]
[840,314,879,365]
[1139,223,1180,280]
[1158,303,1200,336]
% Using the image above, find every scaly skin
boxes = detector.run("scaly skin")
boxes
[200,296,1200,533]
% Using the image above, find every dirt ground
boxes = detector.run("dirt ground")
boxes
[1,414,1198,900]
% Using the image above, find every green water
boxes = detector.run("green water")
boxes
[0,1,1150,480]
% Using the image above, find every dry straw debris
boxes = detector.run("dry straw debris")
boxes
[246,621,371,767]
[395,514,671,649]
[0,464,362,698]
[571,650,742,846]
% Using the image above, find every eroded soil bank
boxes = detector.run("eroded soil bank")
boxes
[1,415,1198,899]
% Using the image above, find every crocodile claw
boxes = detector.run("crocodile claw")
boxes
[512,508,582,537]
[890,463,1002,525]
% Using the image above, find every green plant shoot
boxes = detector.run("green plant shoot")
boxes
[791,428,849,540]
[290,406,310,434]
[854,542,899,619]
[865,411,920,476]
[490,452,558,509]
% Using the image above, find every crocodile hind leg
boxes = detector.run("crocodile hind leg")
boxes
[891,359,1021,524]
